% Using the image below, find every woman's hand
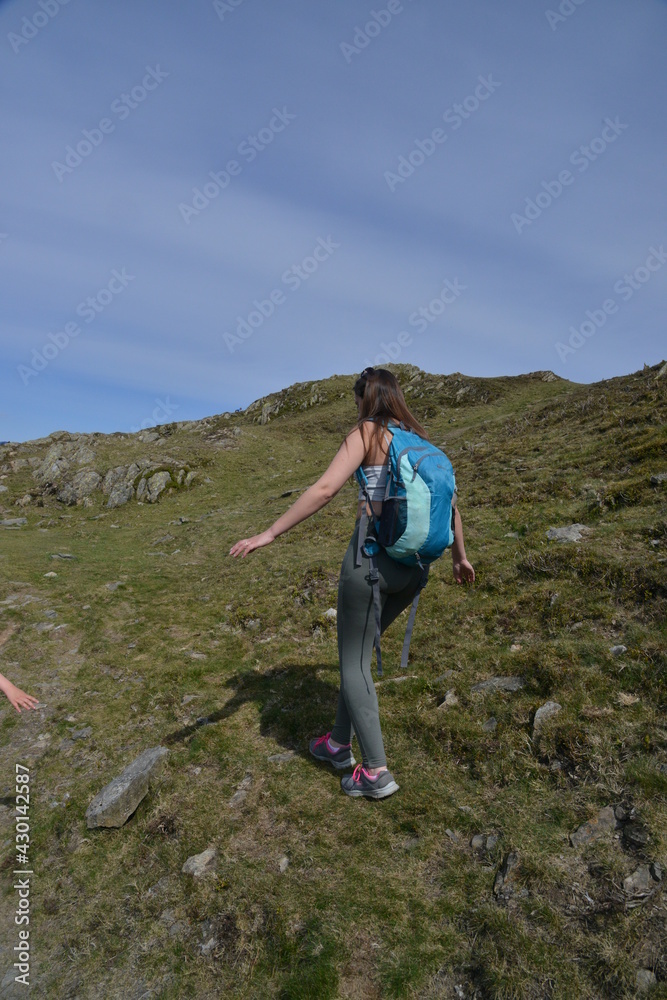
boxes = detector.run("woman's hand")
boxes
[229,529,276,558]
[0,679,39,713]
[453,558,475,584]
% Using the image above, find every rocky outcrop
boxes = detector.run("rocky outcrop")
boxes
[56,469,102,504]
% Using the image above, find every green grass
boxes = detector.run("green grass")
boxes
[0,362,665,998]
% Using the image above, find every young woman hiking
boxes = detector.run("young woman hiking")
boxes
[230,367,475,799]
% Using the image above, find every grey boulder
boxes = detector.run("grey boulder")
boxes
[85,746,169,829]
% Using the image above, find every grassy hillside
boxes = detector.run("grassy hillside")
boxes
[0,363,665,1000]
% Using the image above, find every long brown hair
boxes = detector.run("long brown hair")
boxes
[350,367,428,458]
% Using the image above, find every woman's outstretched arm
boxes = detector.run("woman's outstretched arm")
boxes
[229,425,368,558]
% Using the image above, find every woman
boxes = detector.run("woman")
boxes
[230,367,474,799]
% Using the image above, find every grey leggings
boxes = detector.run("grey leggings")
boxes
[330,520,424,768]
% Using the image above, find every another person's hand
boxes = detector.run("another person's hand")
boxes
[0,679,40,713]
[229,529,276,558]
[453,558,475,584]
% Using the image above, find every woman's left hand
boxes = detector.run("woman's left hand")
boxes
[229,529,276,558]
[453,558,475,584]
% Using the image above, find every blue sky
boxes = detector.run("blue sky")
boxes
[1,0,665,443]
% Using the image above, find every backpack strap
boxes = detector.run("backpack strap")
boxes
[354,464,382,566]
[399,564,430,671]
[367,550,383,678]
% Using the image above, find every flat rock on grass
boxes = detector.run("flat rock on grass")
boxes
[532,700,562,733]
[85,746,169,829]
[623,865,655,895]
[471,676,524,693]
[546,524,590,542]
[182,846,217,877]
[570,806,618,847]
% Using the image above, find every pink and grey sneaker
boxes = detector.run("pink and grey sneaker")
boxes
[341,764,399,799]
[309,732,356,770]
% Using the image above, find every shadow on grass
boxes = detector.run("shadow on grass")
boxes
[163,661,340,761]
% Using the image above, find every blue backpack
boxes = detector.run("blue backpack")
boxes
[354,421,457,676]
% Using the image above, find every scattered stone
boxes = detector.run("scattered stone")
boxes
[471,833,498,853]
[278,856,289,873]
[471,676,524,694]
[106,581,124,591]
[623,865,653,895]
[34,621,54,632]
[533,701,562,733]
[493,851,519,900]
[504,531,520,539]
[438,689,459,709]
[610,644,627,656]
[324,608,337,619]
[650,862,662,882]
[546,524,590,542]
[85,746,170,829]
[69,727,92,740]
[570,806,618,847]
[445,829,459,843]
[229,772,252,807]
[43,571,57,578]
[635,969,657,991]
[182,846,217,877]
[268,752,296,763]
[0,484,7,492]
[482,717,498,733]
[650,473,667,485]
[200,937,217,956]
[183,650,207,660]
[1,518,27,527]
[181,694,198,705]
[152,534,175,546]
[623,821,649,850]
[51,552,76,559]
[510,643,522,652]
[433,670,454,684]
